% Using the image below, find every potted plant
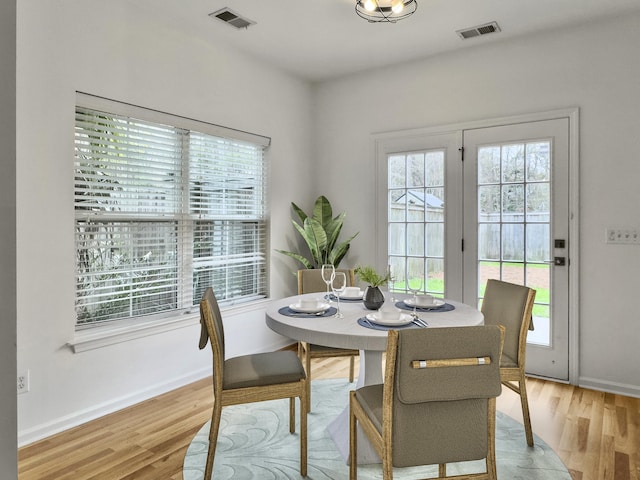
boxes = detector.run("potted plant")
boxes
[354,265,391,310]
[276,195,358,269]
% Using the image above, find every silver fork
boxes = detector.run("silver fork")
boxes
[288,311,326,317]
[411,314,428,327]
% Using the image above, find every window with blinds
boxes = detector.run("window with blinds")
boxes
[74,97,269,327]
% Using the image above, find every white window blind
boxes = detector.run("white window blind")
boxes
[74,97,268,327]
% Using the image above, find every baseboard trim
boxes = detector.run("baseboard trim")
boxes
[579,376,640,399]
[18,366,212,447]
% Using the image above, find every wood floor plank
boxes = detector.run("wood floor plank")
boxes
[17,357,640,480]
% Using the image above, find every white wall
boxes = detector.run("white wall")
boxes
[314,13,640,396]
[16,0,314,444]
[1,1,18,477]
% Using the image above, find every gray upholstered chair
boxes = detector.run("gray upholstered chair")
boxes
[199,287,308,479]
[349,325,505,480]
[297,268,359,411]
[481,279,537,446]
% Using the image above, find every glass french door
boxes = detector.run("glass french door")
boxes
[376,116,572,381]
[376,132,463,302]
[463,119,570,380]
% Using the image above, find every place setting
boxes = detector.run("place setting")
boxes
[278,297,336,318]
[357,303,428,331]
[396,292,455,313]
[327,286,364,302]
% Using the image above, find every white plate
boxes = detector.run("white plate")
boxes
[403,298,445,309]
[289,302,330,313]
[340,292,364,300]
[366,312,414,326]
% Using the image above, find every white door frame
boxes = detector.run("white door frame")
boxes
[373,108,580,385]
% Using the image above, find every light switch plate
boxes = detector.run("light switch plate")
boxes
[606,228,640,244]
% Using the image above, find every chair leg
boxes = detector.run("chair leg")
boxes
[289,397,295,434]
[382,446,393,480]
[305,344,312,413]
[349,392,358,480]
[300,386,308,477]
[438,464,446,477]
[349,355,355,383]
[518,372,534,447]
[487,398,498,480]
[204,401,223,480]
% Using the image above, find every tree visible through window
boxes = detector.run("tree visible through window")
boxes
[74,101,268,327]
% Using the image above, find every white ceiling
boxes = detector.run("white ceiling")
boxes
[140,0,640,82]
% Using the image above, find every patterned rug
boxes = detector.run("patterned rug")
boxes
[183,379,571,479]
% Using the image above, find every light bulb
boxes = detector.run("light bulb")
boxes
[364,0,377,12]
[391,0,404,13]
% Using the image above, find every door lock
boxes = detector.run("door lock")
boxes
[554,257,566,266]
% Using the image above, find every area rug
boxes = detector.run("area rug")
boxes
[183,379,571,479]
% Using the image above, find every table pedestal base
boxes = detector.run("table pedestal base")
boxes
[326,350,383,464]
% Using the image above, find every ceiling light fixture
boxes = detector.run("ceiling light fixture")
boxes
[355,0,417,23]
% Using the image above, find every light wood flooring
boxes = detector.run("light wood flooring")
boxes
[18,356,639,479]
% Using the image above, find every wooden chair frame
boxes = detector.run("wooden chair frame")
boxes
[297,268,359,411]
[483,279,537,447]
[349,327,505,480]
[199,288,308,479]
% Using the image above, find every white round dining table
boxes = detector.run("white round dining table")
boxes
[265,292,484,464]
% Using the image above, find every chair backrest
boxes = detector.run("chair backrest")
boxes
[481,279,536,367]
[199,287,225,391]
[297,268,355,294]
[385,326,504,468]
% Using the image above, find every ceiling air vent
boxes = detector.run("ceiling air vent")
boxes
[209,8,256,30]
[456,21,501,40]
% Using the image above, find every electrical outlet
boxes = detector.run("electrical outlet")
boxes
[17,370,29,394]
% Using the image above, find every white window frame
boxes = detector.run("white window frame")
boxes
[69,92,270,352]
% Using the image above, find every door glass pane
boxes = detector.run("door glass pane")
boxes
[407,153,425,187]
[388,150,444,297]
[478,146,501,184]
[388,155,406,188]
[526,264,550,345]
[427,258,444,297]
[478,140,552,346]
[502,144,525,182]
[478,223,500,261]
[388,223,405,256]
[502,184,524,221]
[389,190,405,222]
[407,223,424,256]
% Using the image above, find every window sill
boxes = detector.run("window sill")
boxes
[68,298,272,353]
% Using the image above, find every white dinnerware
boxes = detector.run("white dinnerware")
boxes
[289,301,330,313]
[403,297,445,309]
[366,312,413,326]
[342,287,363,299]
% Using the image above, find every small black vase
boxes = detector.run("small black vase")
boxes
[363,286,384,310]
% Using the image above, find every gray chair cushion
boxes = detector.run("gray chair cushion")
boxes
[224,350,306,390]
[354,384,384,434]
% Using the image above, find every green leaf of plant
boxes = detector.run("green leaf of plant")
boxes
[304,217,328,266]
[312,195,333,227]
[325,212,345,251]
[291,202,307,223]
